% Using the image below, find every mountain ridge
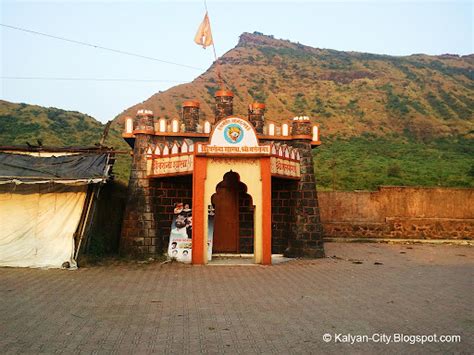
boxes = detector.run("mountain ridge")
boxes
[113,32,473,142]
[237,31,474,59]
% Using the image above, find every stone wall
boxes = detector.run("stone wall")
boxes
[319,186,474,240]
[271,178,297,254]
[239,192,254,253]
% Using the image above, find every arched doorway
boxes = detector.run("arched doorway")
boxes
[211,171,254,253]
[192,153,272,265]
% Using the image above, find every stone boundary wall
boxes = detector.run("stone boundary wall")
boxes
[319,187,474,240]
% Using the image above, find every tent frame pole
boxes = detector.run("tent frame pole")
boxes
[74,185,96,260]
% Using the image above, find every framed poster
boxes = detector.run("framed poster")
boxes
[167,203,192,263]
[167,202,215,263]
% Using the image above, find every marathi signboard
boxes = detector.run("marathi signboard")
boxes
[199,145,270,155]
[270,157,301,179]
[148,153,194,177]
[198,117,271,156]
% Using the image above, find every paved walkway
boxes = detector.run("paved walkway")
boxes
[0,243,472,354]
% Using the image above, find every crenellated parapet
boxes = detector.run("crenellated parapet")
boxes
[124,112,212,137]
[124,112,320,146]
[260,116,320,146]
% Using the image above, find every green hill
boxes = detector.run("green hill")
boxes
[316,135,473,190]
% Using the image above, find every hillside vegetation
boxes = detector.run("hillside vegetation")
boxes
[315,136,473,190]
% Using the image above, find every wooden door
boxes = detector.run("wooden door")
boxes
[212,182,239,253]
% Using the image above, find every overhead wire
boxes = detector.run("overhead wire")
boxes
[0,23,207,71]
[1,76,194,83]
[0,76,224,85]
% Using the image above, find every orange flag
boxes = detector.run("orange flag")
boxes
[194,12,214,49]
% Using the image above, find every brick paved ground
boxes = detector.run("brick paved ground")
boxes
[0,242,472,354]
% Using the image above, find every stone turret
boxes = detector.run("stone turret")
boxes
[182,100,200,132]
[248,102,266,134]
[135,109,154,132]
[291,116,312,136]
[286,116,324,258]
[214,90,234,121]
[120,110,156,256]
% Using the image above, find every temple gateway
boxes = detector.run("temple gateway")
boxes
[121,90,324,264]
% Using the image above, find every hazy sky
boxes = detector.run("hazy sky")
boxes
[1,0,472,123]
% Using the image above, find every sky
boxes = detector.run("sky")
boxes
[1,0,472,123]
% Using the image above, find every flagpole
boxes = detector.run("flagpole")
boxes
[203,0,224,90]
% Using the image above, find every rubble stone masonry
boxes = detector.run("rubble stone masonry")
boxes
[248,103,265,134]
[214,91,234,121]
[120,132,156,256]
[271,177,296,254]
[182,101,200,132]
[121,131,195,256]
[279,119,325,257]
[319,187,474,240]
[285,138,324,257]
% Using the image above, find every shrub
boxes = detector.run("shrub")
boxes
[387,163,402,178]
[426,92,452,119]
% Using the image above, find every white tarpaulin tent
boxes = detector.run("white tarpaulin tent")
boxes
[0,149,113,269]
[0,184,86,268]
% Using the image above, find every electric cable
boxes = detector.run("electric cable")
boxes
[0,23,206,71]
